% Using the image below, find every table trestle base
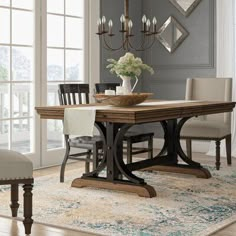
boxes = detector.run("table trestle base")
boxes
[71,178,156,198]
[142,164,211,179]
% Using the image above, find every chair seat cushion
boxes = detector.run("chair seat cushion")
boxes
[0,149,33,180]
[69,136,103,148]
[181,120,230,139]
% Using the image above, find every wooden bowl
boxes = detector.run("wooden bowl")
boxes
[94,93,153,106]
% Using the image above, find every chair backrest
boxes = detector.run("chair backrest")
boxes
[185,78,232,123]
[95,83,120,93]
[58,84,89,105]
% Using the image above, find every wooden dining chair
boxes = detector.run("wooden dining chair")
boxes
[95,83,154,163]
[181,78,232,170]
[0,149,33,235]
[58,84,103,182]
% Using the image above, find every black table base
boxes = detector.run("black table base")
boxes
[71,118,211,198]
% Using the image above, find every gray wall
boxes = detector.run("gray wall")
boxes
[100,0,216,137]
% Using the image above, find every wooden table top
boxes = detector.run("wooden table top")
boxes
[35,100,236,124]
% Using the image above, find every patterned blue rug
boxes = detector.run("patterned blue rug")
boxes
[0,164,236,236]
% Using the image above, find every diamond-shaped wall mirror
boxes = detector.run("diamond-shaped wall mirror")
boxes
[169,0,202,17]
[157,16,188,53]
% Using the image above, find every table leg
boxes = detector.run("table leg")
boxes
[71,121,156,198]
[145,118,211,179]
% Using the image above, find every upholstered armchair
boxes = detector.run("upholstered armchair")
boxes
[181,78,232,170]
[0,149,33,235]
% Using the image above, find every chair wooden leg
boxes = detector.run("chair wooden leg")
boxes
[23,184,33,235]
[186,139,192,160]
[60,142,70,183]
[93,145,99,170]
[225,134,232,166]
[10,184,19,217]
[148,136,153,159]
[215,140,221,170]
[127,140,132,164]
[85,151,91,173]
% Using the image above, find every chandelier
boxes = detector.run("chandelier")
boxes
[96,0,159,52]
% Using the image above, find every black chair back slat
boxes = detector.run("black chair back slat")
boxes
[95,83,120,93]
[58,84,90,105]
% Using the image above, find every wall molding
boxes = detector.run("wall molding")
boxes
[149,0,215,70]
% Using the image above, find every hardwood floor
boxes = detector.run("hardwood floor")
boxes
[0,151,235,236]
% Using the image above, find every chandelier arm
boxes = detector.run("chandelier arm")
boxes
[127,34,157,51]
[102,35,127,51]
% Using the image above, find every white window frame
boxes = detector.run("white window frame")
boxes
[34,0,100,168]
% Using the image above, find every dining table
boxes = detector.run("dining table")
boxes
[35,100,236,198]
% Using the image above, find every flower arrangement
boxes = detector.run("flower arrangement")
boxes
[106,52,154,78]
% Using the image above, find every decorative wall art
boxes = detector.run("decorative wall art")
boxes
[169,0,202,17]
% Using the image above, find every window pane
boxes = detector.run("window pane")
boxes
[12,118,32,153]
[0,0,9,6]
[66,50,83,81]
[66,0,84,17]
[0,83,10,119]
[0,46,10,81]
[12,10,33,45]
[47,14,64,47]
[66,17,83,48]
[47,120,63,149]
[47,0,64,14]
[12,47,33,81]
[12,0,33,10]
[12,83,32,118]
[0,120,9,149]
[0,8,10,43]
[47,83,63,149]
[47,49,64,81]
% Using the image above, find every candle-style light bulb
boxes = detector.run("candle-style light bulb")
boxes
[97,18,102,33]
[142,14,147,32]
[102,16,106,24]
[101,16,106,32]
[146,19,151,32]
[152,17,157,33]
[120,14,125,31]
[142,15,147,23]
[128,20,133,35]
[108,20,113,35]
[120,14,125,23]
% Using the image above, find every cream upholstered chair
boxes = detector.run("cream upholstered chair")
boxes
[0,149,33,235]
[181,78,232,170]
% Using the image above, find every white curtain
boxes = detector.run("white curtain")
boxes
[207,0,236,157]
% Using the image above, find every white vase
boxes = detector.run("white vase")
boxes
[120,76,138,95]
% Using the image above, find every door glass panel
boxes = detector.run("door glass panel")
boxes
[0,120,9,149]
[0,8,10,43]
[47,49,64,81]
[12,10,33,45]
[47,120,63,149]
[12,118,32,153]
[47,83,63,149]
[66,0,84,17]
[12,47,33,81]
[47,15,64,47]
[66,50,83,81]
[0,0,9,6]
[0,46,10,81]
[12,0,33,10]
[47,0,64,14]
[66,17,83,48]
[0,83,10,119]
[12,83,32,118]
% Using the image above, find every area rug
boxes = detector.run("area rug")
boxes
[0,165,236,236]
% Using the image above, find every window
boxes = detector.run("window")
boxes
[0,0,97,167]
[0,0,34,153]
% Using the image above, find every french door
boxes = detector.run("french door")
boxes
[0,0,98,168]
